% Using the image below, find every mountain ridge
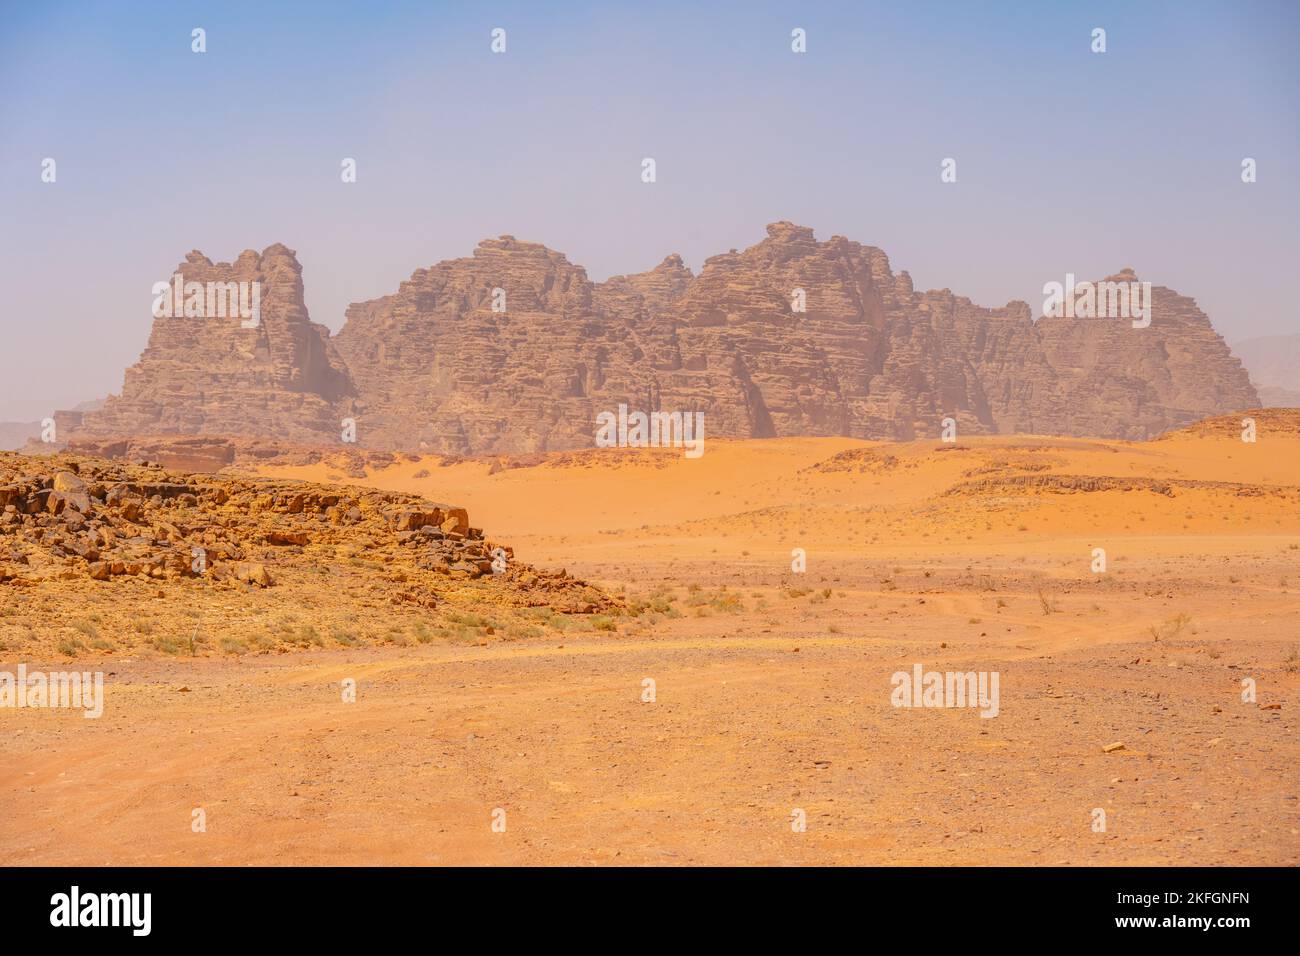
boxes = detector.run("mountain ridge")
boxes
[59,222,1260,453]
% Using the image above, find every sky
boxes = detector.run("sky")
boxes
[1,0,1298,421]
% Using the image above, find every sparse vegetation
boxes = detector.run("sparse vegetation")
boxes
[56,637,85,657]
[1148,613,1193,642]
[330,625,359,646]
[151,634,185,655]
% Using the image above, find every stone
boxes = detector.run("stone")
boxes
[232,561,273,588]
[54,226,1259,453]
[61,245,353,445]
[48,490,92,515]
[265,530,310,546]
[52,471,87,494]
[0,452,621,624]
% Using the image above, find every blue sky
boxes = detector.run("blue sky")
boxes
[2,0,1297,419]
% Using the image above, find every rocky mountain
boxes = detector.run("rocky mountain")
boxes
[61,224,1260,453]
[63,245,353,445]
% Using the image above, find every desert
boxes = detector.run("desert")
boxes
[2,409,1296,865]
[6,1,1299,936]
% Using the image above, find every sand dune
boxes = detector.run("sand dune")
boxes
[260,409,1300,569]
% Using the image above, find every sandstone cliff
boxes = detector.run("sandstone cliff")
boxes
[69,245,352,444]
[63,225,1259,452]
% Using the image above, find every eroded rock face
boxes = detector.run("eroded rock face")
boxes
[331,235,651,454]
[67,437,237,473]
[70,245,353,445]
[61,225,1259,452]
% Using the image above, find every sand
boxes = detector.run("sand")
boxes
[3,416,1298,865]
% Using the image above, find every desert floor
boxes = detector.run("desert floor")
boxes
[3,420,1299,865]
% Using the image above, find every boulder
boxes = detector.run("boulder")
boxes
[232,561,273,587]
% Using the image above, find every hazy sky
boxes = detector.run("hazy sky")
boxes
[2,0,1297,421]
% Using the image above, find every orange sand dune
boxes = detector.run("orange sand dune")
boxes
[259,416,1300,572]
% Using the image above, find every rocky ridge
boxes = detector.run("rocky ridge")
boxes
[58,224,1260,453]
[0,452,614,618]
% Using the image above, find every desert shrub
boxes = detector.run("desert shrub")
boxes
[1148,613,1192,641]
[710,592,745,613]
[506,623,543,640]
[444,610,493,629]
[448,626,479,644]
[151,634,184,655]
[294,625,325,647]
[248,632,279,652]
[329,625,358,646]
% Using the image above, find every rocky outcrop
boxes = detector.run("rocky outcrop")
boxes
[66,437,237,473]
[60,225,1259,452]
[331,235,651,454]
[0,452,616,614]
[68,245,352,445]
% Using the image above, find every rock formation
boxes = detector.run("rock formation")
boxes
[0,451,615,615]
[60,225,1260,452]
[66,245,352,445]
